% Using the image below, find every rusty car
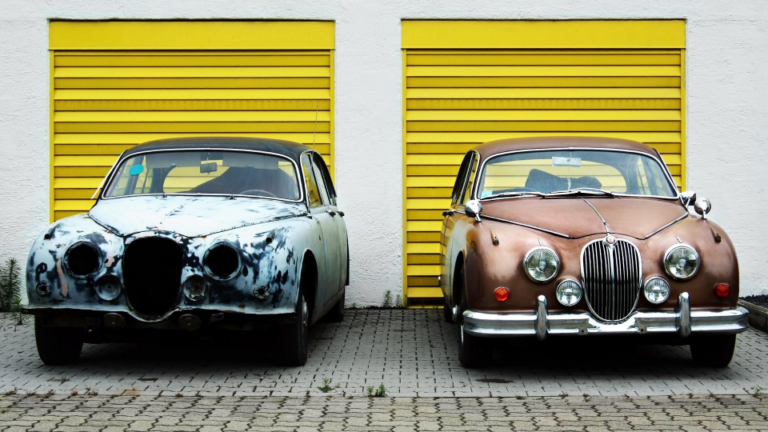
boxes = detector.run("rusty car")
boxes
[441,137,748,368]
[26,137,348,366]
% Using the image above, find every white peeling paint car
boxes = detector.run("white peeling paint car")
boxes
[26,137,348,366]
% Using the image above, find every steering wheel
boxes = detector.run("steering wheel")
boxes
[239,189,277,198]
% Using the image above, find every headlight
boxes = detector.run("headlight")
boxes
[556,280,582,306]
[94,275,121,301]
[523,246,560,283]
[64,241,102,277]
[643,276,670,304]
[664,244,700,280]
[203,243,241,280]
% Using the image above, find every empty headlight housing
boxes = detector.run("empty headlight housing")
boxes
[203,243,241,280]
[556,280,582,306]
[523,246,560,283]
[643,276,671,304]
[63,241,102,278]
[183,275,207,302]
[664,244,700,280]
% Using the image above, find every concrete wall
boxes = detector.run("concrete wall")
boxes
[1,0,766,305]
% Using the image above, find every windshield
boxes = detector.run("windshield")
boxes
[104,150,301,201]
[477,150,676,199]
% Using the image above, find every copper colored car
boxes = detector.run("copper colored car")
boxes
[441,137,748,368]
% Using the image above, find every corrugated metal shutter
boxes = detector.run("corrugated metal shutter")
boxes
[50,22,334,221]
[402,21,685,305]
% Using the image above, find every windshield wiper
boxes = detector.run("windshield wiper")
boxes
[547,188,615,197]
[482,191,546,200]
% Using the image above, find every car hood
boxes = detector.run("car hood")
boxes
[479,196,688,239]
[88,195,307,238]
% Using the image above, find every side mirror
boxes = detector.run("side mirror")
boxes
[464,200,483,223]
[680,191,696,207]
[694,198,712,220]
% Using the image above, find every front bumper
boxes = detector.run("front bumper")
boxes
[463,292,749,340]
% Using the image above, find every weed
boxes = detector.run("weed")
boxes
[583,393,591,401]
[366,386,374,397]
[623,395,631,401]
[3,388,17,396]
[394,294,403,308]
[70,390,78,396]
[688,393,694,399]
[43,390,55,398]
[175,392,183,398]
[0,259,21,313]
[318,378,334,393]
[559,392,568,398]
[383,291,392,308]
[753,386,763,398]
[515,395,525,400]
[85,388,98,396]
[350,303,357,309]
[374,384,386,397]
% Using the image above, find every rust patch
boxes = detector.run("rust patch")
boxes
[56,260,68,297]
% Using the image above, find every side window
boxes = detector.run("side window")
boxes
[459,155,478,205]
[451,152,474,205]
[301,154,323,207]
[312,153,336,206]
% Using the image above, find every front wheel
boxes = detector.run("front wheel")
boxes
[35,316,84,365]
[274,293,309,366]
[455,266,491,368]
[690,334,737,367]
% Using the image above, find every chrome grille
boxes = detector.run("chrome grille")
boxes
[580,238,642,322]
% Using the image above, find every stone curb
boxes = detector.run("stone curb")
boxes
[739,299,768,333]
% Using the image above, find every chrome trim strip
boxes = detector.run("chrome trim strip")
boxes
[582,198,610,234]
[476,213,570,238]
[644,213,689,239]
[100,148,305,204]
[462,298,748,338]
[474,147,679,202]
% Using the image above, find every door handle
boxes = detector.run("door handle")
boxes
[327,210,336,216]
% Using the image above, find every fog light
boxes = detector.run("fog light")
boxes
[94,275,121,301]
[714,283,730,297]
[555,280,582,307]
[494,287,509,302]
[644,277,670,304]
[183,275,207,302]
[36,281,52,297]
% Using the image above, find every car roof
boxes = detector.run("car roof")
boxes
[122,137,313,163]
[475,136,660,160]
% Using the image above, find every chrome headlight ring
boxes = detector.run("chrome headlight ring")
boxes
[523,246,560,283]
[663,244,701,281]
[643,276,671,304]
[555,279,583,307]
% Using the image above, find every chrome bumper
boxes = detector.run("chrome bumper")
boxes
[463,293,749,340]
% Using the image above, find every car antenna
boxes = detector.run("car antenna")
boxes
[311,104,318,152]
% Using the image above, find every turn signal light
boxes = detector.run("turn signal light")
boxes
[494,287,509,302]
[714,283,730,297]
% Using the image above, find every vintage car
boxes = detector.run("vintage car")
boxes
[441,137,748,368]
[26,137,348,366]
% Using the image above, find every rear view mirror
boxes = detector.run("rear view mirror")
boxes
[200,162,218,174]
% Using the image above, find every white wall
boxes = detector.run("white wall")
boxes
[1,0,766,305]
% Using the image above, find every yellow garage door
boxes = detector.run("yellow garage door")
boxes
[50,21,334,221]
[402,20,686,306]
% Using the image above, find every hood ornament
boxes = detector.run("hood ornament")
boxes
[605,235,616,245]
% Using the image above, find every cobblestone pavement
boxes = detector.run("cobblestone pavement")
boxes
[1,310,767,398]
[3,393,768,431]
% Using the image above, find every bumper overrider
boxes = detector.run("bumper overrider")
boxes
[462,292,749,340]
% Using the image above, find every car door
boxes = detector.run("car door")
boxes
[301,153,342,307]
[441,151,477,303]
[311,153,348,292]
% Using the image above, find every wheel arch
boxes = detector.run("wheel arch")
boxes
[299,249,319,322]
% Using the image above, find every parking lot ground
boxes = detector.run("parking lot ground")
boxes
[3,393,768,431]
[1,309,768,398]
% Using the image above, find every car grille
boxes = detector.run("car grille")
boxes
[123,237,183,317]
[580,238,642,322]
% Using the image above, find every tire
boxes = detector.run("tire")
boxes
[325,288,345,323]
[274,292,309,366]
[454,266,492,368]
[690,334,737,368]
[35,316,84,366]
[443,294,453,323]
